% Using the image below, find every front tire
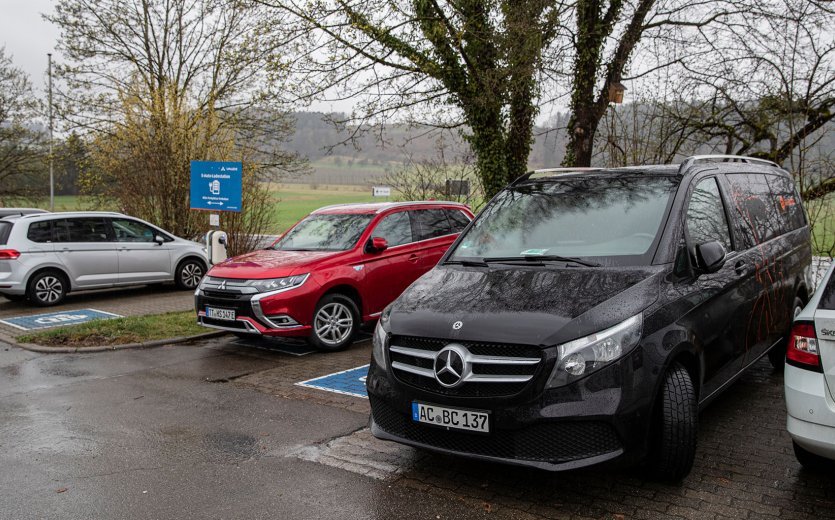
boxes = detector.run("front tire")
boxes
[26,270,68,307]
[769,296,804,371]
[647,363,698,482]
[308,294,359,352]
[176,258,205,290]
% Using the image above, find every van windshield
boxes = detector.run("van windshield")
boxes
[449,175,679,266]
[0,222,11,245]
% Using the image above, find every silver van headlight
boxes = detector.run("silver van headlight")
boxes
[546,314,643,388]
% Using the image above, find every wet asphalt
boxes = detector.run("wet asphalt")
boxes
[0,339,486,520]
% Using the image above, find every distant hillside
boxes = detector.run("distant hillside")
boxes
[284,111,570,186]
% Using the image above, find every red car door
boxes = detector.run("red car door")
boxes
[360,210,424,316]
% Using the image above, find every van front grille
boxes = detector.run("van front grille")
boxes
[388,335,542,398]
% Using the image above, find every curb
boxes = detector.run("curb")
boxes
[0,331,228,354]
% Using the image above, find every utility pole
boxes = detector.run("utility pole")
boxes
[48,53,54,212]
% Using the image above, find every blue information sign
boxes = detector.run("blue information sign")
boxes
[295,365,369,399]
[190,161,243,212]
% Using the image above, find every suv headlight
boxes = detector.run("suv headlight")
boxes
[372,306,392,370]
[546,314,642,388]
[248,274,308,293]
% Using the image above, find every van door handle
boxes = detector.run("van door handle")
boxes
[408,254,420,263]
[734,260,748,276]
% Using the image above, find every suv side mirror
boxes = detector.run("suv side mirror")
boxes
[367,236,388,253]
[695,240,726,274]
[153,234,165,245]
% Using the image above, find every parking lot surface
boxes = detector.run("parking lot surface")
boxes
[2,334,834,519]
[0,286,193,338]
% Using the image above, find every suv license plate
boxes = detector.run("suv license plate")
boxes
[206,307,236,321]
[412,402,489,433]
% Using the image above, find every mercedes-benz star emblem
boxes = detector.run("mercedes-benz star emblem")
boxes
[434,345,467,388]
[452,320,463,330]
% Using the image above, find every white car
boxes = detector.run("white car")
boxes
[0,212,208,306]
[785,261,835,468]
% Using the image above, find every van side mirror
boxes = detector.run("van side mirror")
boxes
[153,234,165,245]
[367,236,388,253]
[695,241,726,274]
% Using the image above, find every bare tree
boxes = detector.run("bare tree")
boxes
[258,0,572,198]
[380,135,483,208]
[48,0,306,249]
[668,0,834,200]
[0,47,46,203]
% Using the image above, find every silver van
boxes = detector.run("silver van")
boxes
[0,212,208,306]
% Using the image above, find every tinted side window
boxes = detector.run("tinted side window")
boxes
[65,218,111,242]
[686,178,732,252]
[413,209,453,241]
[27,221,54,243]
[371,212,413,247]
[445,209,471,233]
[0,222,11,245]
[766,174,806,233]
[820,271,835,310]
[112,218,156,242]
[725,173,782,248]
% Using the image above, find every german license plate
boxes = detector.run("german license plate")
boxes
[206,307,236,321]
[412,402,489,433]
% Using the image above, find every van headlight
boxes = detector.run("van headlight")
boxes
[546,314,642,388]
[372,306,392,370]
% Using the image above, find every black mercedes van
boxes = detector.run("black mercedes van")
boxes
[366,155,814,481]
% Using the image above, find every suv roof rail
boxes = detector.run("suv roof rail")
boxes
[679,155,779,173]
[512,167,604,185]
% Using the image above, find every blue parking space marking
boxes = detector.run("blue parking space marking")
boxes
[0,309,122,331]
[295,365,370,399]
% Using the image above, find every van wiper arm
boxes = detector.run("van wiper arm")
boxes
[446,258,488,267]
[483,255,600,267]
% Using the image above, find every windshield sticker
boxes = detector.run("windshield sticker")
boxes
[520,249,548,256]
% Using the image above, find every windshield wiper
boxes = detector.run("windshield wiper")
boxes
[482,255,600,267]
[446,258,488,267]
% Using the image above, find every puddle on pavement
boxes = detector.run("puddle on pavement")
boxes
[203,431,259,460]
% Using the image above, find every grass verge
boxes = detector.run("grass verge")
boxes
[18,311,206,348]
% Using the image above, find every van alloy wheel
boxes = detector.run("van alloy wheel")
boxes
[26,271,68,307]
[314,302,354,346]
[176,259,205,290]
[35,276,64,304]
[181,263,203,289]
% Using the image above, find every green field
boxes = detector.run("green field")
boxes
[268,185,378,232]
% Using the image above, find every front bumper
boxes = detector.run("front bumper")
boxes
[194,282,317,337]
[366,353,654,471]
[785,364,835,460]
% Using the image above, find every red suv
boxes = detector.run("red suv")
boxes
[195,201,474,350]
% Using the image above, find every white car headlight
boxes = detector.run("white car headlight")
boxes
[547,314,643,388]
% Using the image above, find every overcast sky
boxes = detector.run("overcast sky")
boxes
[1,0,59,96]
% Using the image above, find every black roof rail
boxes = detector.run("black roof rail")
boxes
[679,154,779,174]
[511,167,604,186]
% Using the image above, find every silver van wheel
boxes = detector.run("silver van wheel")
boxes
[27,271,68,307]
[314,302,354,346]
[176,260,204,290]
[35,276,64,304]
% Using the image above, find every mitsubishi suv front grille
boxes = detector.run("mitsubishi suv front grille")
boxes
[388,335,543,397]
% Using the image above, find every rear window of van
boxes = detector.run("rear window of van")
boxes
[0,222,11,245]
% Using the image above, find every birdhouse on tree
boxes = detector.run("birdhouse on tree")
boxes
[608,82,626,104]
